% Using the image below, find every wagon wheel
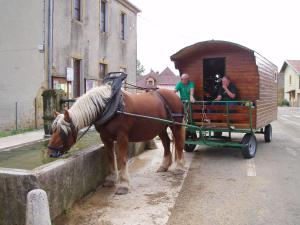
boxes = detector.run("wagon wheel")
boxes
[241,133,257,159]
[264,124,272,143]
[184,131,197,152]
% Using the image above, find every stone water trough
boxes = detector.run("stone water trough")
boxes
[0,131,154,225]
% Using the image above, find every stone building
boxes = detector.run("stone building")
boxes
[0,0,140,130]
[280,60,300,107]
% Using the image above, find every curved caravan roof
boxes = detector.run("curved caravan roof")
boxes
[170,40,276,67]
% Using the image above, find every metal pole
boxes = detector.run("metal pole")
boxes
[249,101,253,131]
[35,98,37,129]
[47,0,54,89]
[15,102,18,130]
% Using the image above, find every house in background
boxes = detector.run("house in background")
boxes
[0,0,140,130]
[280,60,300,106]
[136,67,180,91]
[137,70,158,90]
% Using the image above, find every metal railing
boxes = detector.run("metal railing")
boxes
[0,98,42,131]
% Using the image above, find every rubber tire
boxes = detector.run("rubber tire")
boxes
[213,131,222,138]
[184,132,197,152]
[241,133,257,159]
[264,124,272,143]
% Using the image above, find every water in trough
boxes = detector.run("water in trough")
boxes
[0,131,102,170]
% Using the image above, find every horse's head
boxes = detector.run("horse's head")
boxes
[48,110,78,158]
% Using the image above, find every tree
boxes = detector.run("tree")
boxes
[136,59,145,76]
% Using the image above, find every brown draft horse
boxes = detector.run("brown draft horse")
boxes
[48,84,185,195]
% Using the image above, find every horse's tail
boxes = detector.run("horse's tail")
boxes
[172,120,186,161]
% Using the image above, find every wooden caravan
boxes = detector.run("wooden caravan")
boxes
[171,40,278,130]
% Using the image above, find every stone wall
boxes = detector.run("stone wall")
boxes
[0,141,152,225]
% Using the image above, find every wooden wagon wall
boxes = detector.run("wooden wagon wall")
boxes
[255,53,278,129]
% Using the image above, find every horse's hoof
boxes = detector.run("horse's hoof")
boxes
[115,186,129,195]
[157,166,168,172]
[174,168,185,175]
[103,179,115,187]
[103,173,117,187]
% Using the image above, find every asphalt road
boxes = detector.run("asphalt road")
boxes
[167,107,300,225]
[55,107,300,225]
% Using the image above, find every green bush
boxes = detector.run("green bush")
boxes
[0,128,36,138]
[280,99,290,107]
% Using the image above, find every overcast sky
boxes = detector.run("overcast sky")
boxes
[130,0,300,75]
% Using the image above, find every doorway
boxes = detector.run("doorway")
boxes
[203,58,225,100]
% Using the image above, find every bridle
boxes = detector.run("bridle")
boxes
[47,121,78,157]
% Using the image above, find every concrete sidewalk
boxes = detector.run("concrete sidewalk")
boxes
[0,129,45,150]
[54,142,194,225]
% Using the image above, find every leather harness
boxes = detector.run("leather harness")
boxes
[153,91,184,123]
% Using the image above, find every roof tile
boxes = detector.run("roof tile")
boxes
[136,67,180,88]
[287,60,300,74]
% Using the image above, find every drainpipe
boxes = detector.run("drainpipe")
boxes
[47,0,54,89]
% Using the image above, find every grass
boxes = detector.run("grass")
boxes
[0,128,37,138]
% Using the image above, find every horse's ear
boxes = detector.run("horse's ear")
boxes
[53,111,60,117]
[64,110,71,123]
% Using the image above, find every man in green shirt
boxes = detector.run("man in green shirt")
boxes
[175,73,195,102]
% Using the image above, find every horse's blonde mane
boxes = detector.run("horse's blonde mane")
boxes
[69,84,112,129]
[52,84,112,133]
[52,114,70,134]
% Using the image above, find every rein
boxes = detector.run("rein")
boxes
[76,124,93,142]
[124,82,158,91]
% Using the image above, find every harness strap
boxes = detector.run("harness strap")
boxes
[154,91,184,123]
[76,124,93,142]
